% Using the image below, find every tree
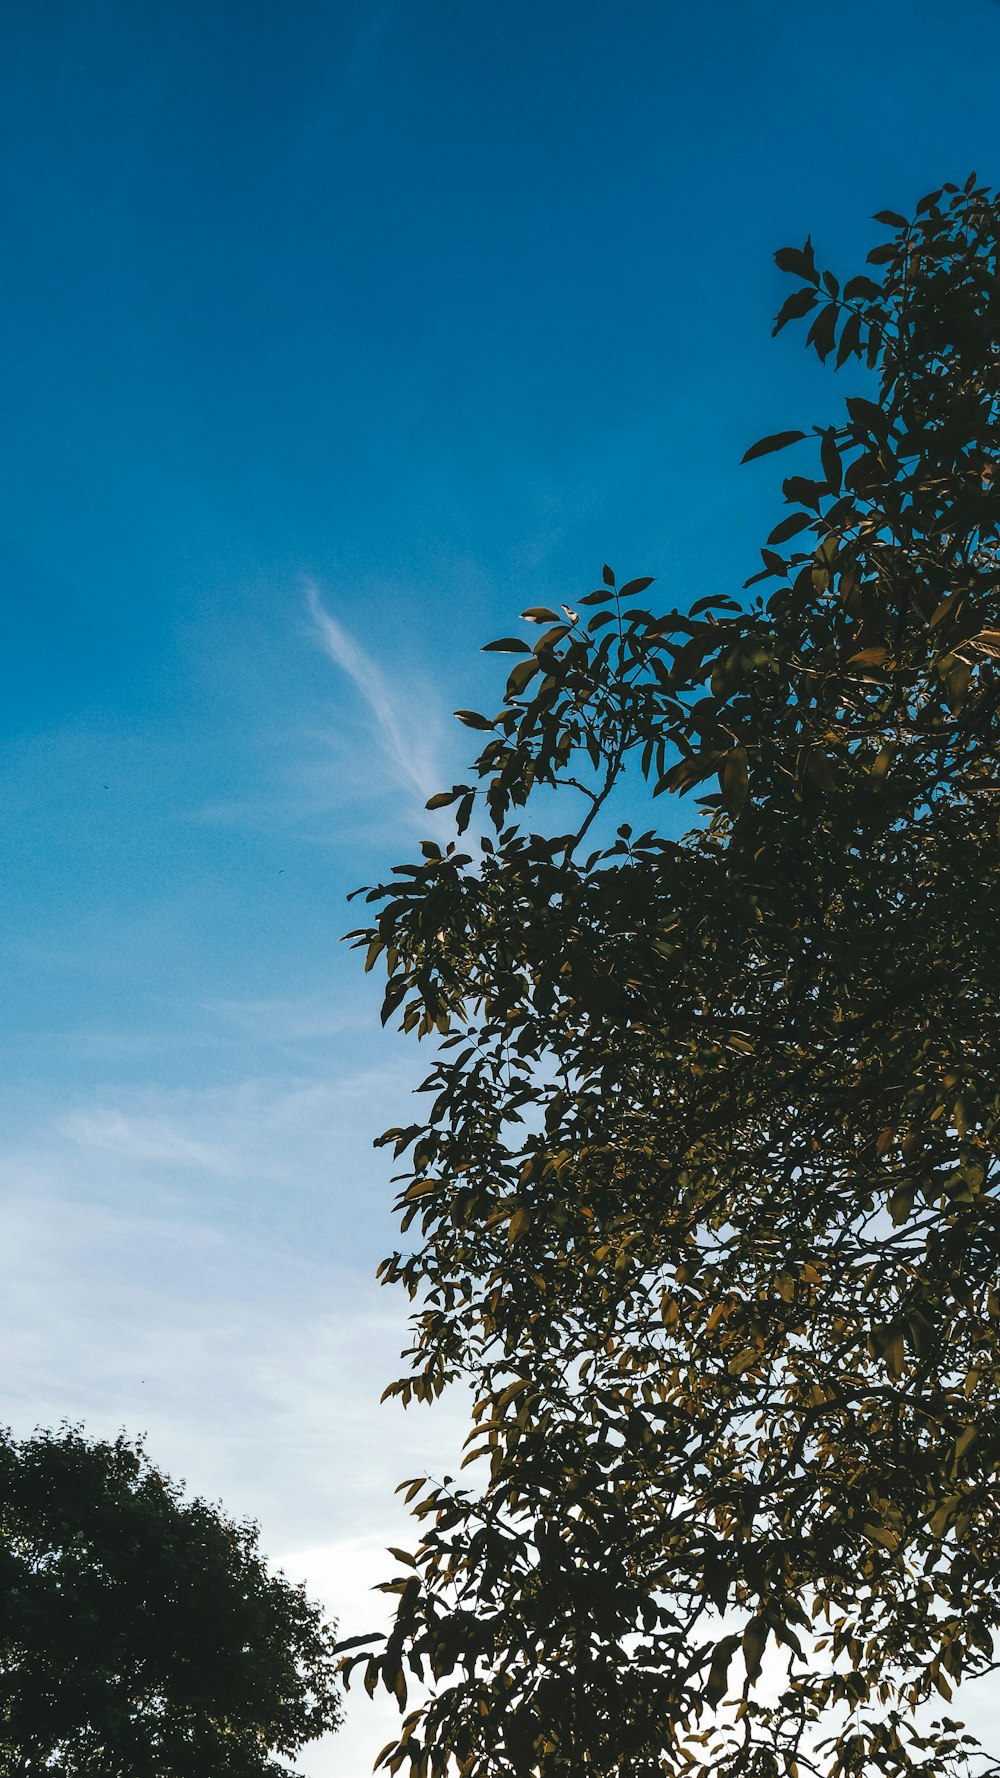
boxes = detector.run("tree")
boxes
[342,175,1000,1778]
[0,1424,341,1775]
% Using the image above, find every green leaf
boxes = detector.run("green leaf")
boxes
[929,591,962,628]
[496,1377,532,1411]
[782,474,826,509]
[952,1424,977,1469]
[705,1634,741,1708]
[532,625,570,654]
[772,286,819,336]
[482,638,531,654]
[888,1183,915,1225]
[767,512,812,546]
[820,429,842,492]
[941,657,972,713]
[741,429,807,464]
[743,1617,769,1683]
[380,977,408,1026]
[847,646,888,667]
[863,1523,899,1554]
[774,239,818,283]
[689,594,743,615]
[728,1347,758,1376]
[806,302,838,361]
[836,309,863,367]
[929,1495,962,1538]
[843,274,880,301]
[506,658,540,697]
[722,747,749,817]
[508,1206,531,1245]
[846,395,886,435]
[883,1329,905,1379]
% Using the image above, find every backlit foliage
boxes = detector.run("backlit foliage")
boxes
[342,176,1000,1778]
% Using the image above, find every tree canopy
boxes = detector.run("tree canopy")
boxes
[0,1424,341,1775]
[343,175,1000,1778]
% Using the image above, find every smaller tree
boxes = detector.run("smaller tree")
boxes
[0,1424,341,1776]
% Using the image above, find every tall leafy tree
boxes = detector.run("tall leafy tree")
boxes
[343,176,1000,1778]
[0,1424,341,1775]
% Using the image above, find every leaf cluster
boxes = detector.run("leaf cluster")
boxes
[343,176,1000,1778]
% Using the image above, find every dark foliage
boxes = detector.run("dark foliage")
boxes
[0,1425,341,1775]
[344,176,1000,1778]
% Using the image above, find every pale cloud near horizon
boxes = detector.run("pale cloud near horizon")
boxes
[0,1061,470,1776]
[305,581,443,807]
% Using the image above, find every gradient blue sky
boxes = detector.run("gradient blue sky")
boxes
[3,2,1000,1770]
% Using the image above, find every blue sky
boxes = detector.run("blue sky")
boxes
[3,1,1000,1770]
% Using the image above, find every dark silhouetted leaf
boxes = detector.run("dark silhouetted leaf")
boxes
[743,1617,769,1683]
[807,302,839,361]
[742,430,807,464]
[772,286,819,336]
[820,429,842,491]
[767,512,813,546]
[705,1635,741,1708]
[836,309,863,367]
[774,239,818,282]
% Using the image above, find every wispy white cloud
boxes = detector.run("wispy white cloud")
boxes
[305,582,442,805]
[202,992,364,1044]
[58,1106,235,1173]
